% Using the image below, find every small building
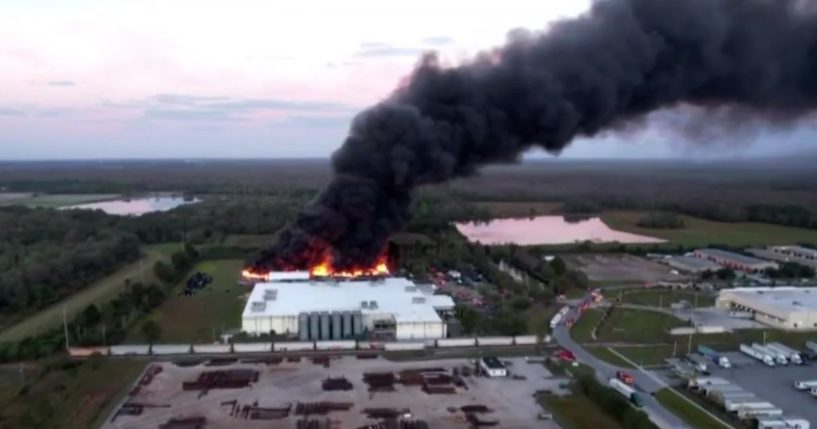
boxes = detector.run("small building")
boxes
[716,287,817,330]
[693,248,778,273]
[666,255,721,273]
[479,357,507,377]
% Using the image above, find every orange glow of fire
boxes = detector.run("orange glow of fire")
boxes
[310,254,390,278]
[241,269,269,281]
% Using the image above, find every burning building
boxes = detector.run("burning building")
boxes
[240,272,455,340]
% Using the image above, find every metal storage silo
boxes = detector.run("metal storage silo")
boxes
[298,313,309,341]
[342,311,352,338]
[332,312,342,340]
[309,311,320,341]
[352,311,363,336]
[320,311,331,340]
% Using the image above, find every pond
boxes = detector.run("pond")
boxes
[63,196,199,216]
[455,215,664,245]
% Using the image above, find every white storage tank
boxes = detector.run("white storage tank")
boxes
[320,311,331,340]
[352,312,363,336]
[309,311,320,341]
[332,312,343,340]
[298,313,310,341]
[342,311,353,338]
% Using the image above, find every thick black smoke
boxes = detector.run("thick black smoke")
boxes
[250,0,817,272]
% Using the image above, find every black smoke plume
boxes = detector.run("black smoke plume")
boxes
[250,0,817,272]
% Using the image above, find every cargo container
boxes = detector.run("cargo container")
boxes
[274,341,316,352]
[608,378,643,407]
[756,417,810,429]
[688,377,730,389]
[384,342,426,351]
[476,337,514,346]
[314,340,355,351]
[192,344,232,354]
[724,398,769,413]
[67,346,110,357]
[513,335,540,345]
[233,342,272,353]
[696,325,727,334]
[793,380,817,390]
[151,344,192,355]
[436,338,476,348]
[111,345,151,356]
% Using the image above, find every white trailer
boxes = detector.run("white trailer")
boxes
[608,378,643,407]
[233,342,272,353]
[753,343,788,365]
[476,336,514,346]
[806,340,817,354]
[313,341,355,351]
[436,338,476,347]
[687,354,710,373]
[513,335,539,345]
[192,344,232,354]
[793,380,817,390]
[737,406,783,419]
[741,344,775,366]
[688,377,730,389]
[384,342,426,351]
[549,313,564,329]
[767,342,803,365]
[151,344,192,355]
[724,398,768,413]
[756,417,810,429]
[712,392,756,405]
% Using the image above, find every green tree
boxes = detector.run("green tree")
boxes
[715,267,736,280]
[550,257,567,276]
[141,320,161,343]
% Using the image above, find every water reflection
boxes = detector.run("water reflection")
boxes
[455,215,664,245]
[63,196,198,216]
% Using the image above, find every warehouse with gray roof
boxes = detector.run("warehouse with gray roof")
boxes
[693,248,778,273]
[716,287,817,330]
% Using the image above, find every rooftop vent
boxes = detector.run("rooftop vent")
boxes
[369,300,378,310]
[412,297,426,304]
[405,286,418,292]
[361,301,369,309]
[251,301,267,312]
[263,289,278,301]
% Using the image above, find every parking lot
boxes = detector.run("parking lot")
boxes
[564,254,686,284]
[103,356,567,429]
[709,361,817,423]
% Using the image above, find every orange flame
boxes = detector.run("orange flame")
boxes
[241,269,269,281]
[310,253,390,278]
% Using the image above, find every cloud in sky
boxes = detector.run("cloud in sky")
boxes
[1,0,814,160]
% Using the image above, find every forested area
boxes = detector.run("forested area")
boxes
[0,207,140,330]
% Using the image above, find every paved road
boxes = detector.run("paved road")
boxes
[552,303,690,429]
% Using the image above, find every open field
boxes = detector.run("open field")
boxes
[619,289,715,308]
[0,193,120,208]
[473,201,563,218]
[585,347,636,369]
[654,388,732,429]
[0,247,167,343]
[594,308,685,343]
[564,254,684,284]
[0,358,144,429]
[538,392,624,429]
[602,211,817,247]
[223,234,275,249]
[102,356,565,429]
[612,345,676,367]
[570,308,604,343]
[127,259,246,343]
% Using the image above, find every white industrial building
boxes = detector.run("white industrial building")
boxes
[666,255,721,273]
[241,273,456,340]
[716,287,817,330]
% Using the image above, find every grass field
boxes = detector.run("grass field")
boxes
[223,234,275,249]
[473,201,563,218]
[0,247,168,343]
[613,345,677,366]
[538,393,624,429]
[585,346,636,368]
[0,358,144,429]
[595,308,686,343]
[570,308,604,343]
[0,193,120,208]
[655,388,734,429]
[620,289,715,308]
[602,210,817,247]
[127,259,246,343]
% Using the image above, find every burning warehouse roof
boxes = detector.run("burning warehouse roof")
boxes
[241,276,455,340]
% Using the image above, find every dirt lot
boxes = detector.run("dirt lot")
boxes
[564,254,688,284]
[102,356,566,429]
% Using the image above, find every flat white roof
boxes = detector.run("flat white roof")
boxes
[720,287,817,314]
[242,277,455,324]
[695,248,775,267]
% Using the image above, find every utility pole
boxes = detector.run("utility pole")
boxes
[687,333,692,355]
[672,340,677,357]
[62,306,70,350]
[140,259,145,284]
[763,331,767,345]
[102,324,107,346]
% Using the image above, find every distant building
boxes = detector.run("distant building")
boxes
[747,246,817,269]
[693,248,778,273]
[479,357,508,377]
[716,287,817,330]
[241,274,455,340]
[665,255,721,273]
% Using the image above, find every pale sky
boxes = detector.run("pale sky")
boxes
[1,0,815,160]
